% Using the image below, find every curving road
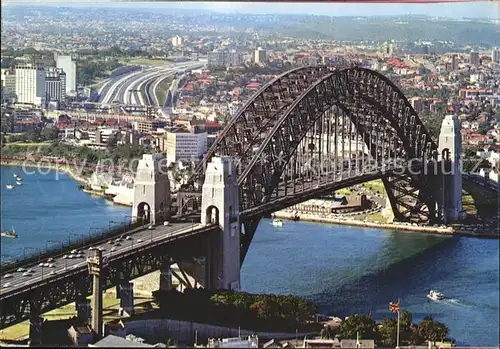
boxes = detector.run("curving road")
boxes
[98,62,203,107]
[0,221,205,296]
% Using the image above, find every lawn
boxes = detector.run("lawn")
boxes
[120,57,169,66]
[364,211,388,223]
[360,179,387,197]
[0,293,155,341]
[462,180,499,217]
[155,76,175,107]
[335,187,356,196]
[4,142,51,147]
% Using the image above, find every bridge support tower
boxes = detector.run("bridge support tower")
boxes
[28,316,44,347]
[132,153,171,225]
[438,114,467,223]
[118,282,134,317]
[76,295,91,324]
[201,156,241,291]
[87,249,103,339]
[159,264,173,291]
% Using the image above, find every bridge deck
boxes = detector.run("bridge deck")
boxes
[0,221,214,300]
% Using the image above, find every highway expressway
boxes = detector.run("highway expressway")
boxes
[98,61,203,107]
[0,221,209,298]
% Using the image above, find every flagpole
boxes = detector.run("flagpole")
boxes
[396,299,401,349]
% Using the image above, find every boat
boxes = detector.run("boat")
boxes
[6,185,14,190]
[272,219,284,227]
[427,290,444,301]
[16,181,22,186]
[13,174,18,178]
[1,227,18,239]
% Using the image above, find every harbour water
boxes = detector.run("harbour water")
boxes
[1,166,499,346]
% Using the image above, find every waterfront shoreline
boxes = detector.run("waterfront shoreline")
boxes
[273,210,499,239]
[273,210,454,236]
[0,160,90,185]
[2,160,496,238]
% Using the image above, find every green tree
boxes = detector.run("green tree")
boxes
[41,126,59,141]
[378,318,397,347]
[417,316,449,342]
[338,314,377,340]
[321,326,337,339]
[27,129,41,142]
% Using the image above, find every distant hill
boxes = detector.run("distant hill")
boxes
[273,16,500,46]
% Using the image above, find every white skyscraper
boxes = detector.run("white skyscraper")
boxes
[56,55,76,95]
[45,67,66,106]
[491,48,500,64]
[14,64,46,106]
[254,47,267,65]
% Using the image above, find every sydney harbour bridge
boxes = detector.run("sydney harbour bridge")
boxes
[0,65,457,341]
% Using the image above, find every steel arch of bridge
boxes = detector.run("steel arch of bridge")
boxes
[185,65,441,261]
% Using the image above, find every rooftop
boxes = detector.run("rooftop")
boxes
[90,335,154,348]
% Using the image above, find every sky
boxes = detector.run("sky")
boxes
[2,1,500,19]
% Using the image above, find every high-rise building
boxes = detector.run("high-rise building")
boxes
[382,42,394,56]
[469,51,480,66]
[254,47,267,65]
[491,48,500,64]
[171,35,184,48]
[207,51,244,68]
[451,54,458,70]
[1,69,17,103]
[14,63,46,106]
[163,129,208,165]
[56,55,76,95]
[45,67,66,106]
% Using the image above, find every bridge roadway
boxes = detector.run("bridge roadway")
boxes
[0,221,207,298]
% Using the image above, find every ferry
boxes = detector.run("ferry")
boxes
[427,290,444,301]
[272,219,284,227]
[6,185,14,190]
[1,227,18,239]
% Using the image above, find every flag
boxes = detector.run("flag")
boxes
[389,301,400,313]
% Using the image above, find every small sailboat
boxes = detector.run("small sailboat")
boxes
[6,184,14,190]
[272,219,284,227]
[1,227,18,238]
[427,290,444,301]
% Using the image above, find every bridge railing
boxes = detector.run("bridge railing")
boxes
[0,219,147,274]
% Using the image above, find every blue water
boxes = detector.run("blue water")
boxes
[1,166,499,346]
[242,220,499,346]
[0,166,130,258]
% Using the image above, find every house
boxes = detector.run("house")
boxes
[67,324,94,346]
[89,334,154,348]
[340,339,375,348]
[263,339,282,348]
[304,338,341,348]
[104,319,127,337]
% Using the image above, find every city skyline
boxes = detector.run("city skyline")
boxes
[2,0,500,19]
